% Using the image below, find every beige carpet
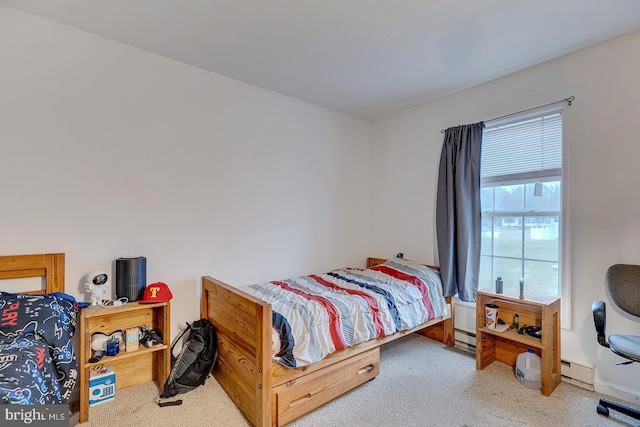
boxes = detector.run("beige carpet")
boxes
[81,335,640,426]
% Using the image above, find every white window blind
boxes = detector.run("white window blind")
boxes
[481,107,562,183]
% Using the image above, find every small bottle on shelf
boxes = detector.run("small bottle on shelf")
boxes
[495,277,503,294]
[519,278,525,299]
[513,314,519,330]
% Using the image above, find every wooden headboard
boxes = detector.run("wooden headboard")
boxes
[366,255,439,271]
[0,253,65,294]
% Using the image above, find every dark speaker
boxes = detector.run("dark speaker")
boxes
[115,257,146,302]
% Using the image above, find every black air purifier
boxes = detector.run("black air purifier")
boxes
[115,257,146,302]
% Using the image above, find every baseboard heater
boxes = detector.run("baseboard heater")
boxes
[561,360,594,390]
[454,329,476,354]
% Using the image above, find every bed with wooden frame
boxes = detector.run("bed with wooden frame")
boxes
[0,253,80,416]
[201,256,454,427]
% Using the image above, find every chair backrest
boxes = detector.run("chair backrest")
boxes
[605,264,640,317]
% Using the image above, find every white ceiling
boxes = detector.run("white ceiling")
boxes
[3,0,640,121]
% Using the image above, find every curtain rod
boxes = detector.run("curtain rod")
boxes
[440,96,575,133]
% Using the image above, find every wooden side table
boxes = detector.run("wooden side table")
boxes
[475,288,560,396]
[78,301,170,422]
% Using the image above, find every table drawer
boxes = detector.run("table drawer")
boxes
[274,347,380,425]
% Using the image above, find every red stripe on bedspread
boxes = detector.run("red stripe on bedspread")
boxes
[370,265,435,319]
[272,281,347,351]
[309,275,385,338]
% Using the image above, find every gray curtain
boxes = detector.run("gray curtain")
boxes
[436,122,483,302]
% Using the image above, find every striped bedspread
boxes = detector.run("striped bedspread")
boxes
[244,257,449,368]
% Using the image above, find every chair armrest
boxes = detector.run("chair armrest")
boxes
[592,300,609,348]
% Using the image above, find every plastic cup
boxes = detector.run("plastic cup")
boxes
[485,304,500,329]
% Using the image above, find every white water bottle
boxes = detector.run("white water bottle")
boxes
[519,278,525,299]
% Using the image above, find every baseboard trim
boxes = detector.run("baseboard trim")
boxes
[594,379,640,406]
[561,375,594,391]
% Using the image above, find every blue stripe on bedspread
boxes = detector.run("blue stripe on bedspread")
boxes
[272,311,296,368]
[326,271,403,333]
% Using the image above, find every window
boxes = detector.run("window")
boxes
[480,105,568,316]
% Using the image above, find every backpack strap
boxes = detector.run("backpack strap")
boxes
[170,322,192,355]
[157,397,183,407]
[159,323,193,402]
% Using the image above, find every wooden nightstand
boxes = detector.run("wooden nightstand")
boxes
[475,288,560,396]
[78,301,170,423]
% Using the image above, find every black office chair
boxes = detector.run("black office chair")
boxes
[592,264,640,423]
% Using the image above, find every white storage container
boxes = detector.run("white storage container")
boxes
[515,349,541,389]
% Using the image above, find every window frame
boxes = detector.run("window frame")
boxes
[480,104,572,329]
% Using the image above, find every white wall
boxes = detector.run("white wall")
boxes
[0,6,371,339]
[371,31,640,403]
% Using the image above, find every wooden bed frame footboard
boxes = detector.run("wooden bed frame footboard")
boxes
[201,258,454,427]
[201,276,272,427]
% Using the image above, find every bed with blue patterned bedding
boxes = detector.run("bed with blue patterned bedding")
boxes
[0,292,80,405]
[243,257,449,368]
